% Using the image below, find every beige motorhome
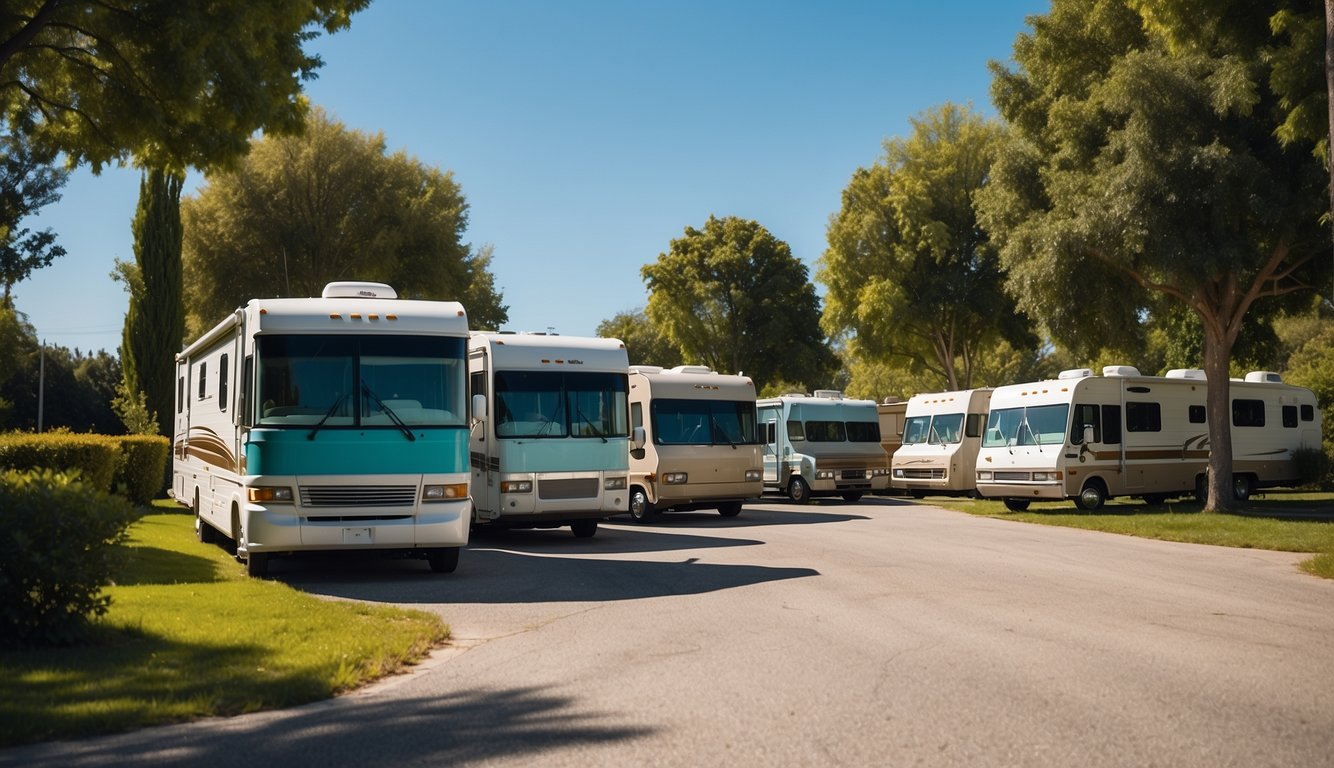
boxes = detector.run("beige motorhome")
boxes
[876,398,907,483]
[975,366,1322,510]
[626,365,763,521]
[891,388,993,498]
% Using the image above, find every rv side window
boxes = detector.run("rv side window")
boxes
[763,422,776,444]
[1125,402,1161,432]
[965,413,983,439]
[1071,404,1100,443]
[1189,405,1206,424]
[787,420,805,442]
[470,371,485,398]
[241,355,253,426]
[177,376,184,413]
[1232,399,1265,427]
[1101,405,1121,444]
[1301,404,1315,422]
[1282,405,1298,428]
[198,362,207,400]
[218,354,229,411]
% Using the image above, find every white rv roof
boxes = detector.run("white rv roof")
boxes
[470,332,629,371]
[249,296,469,336]
[904,388,993,415]
[629,366,755,399]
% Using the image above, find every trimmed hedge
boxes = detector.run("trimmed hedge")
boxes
[0,433,171,502]
[0,470,140,647]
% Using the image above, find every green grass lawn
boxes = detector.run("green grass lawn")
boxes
[928,491,1334,578]
[0,503,448,747]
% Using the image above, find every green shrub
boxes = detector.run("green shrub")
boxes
[112,435,171,504]
[1292,446,1329,489]
[0,433,122,493]
[0,470,140,647]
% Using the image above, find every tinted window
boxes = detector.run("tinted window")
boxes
[1126,402,1161,432]
[219,354,229,411]
[1232,399,1265,427]
[1301,404,1315,422]
[804,420,846,442]
[1189,405,1206,424]
[1282,405,1298,428]
[846,421,881,443]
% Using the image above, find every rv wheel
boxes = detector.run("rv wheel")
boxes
[1233,474,1253,501]
[427,547,460,573]
[629,488,657,522]
[1142,493,1167,506]
[245,551,269,578]
[1003,498,1030,512]
[841,492,863,503]
[1194,475,1208,503]
[570,519,598,538]
[1075,480,1106,511]
[787,477,811,504]
[717,501,742,517]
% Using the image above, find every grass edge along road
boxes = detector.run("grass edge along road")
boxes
[932,491,1334,579]
[0,502,449,748]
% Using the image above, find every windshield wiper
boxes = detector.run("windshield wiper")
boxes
[308,392,351,441]
[710,414,737,449]
[361,381,416,442]
[575,404,607,442]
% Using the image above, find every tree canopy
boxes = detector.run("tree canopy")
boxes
[977,0,1331,510]
[596,308,684,369]
[0,124,66,306]
[1,0,369,173]
[819,103,1037,392]
[181,108,507,336]
[642,215,836,392]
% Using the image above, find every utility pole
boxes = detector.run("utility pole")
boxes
[37,340,45,432]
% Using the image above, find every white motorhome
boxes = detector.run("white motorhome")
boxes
[974,366,1322,510]
[891,388,993,498]
[757,391,891,503]
[626,365,763,521]
[173,282,472,577]
[468,332,630,537]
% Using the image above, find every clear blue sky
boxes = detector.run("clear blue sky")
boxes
[21,0,1049,356]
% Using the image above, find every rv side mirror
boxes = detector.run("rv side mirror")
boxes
[472,393,487,423]
[631,425,646,451]
[1081,425,1095,445]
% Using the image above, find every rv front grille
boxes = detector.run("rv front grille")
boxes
[902,468,946,480]
[299,485,417,507]
[840,469,867,480]
[538,477,599,500]
[993,471,1030,482]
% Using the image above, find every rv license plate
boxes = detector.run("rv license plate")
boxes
[343,527,373,544]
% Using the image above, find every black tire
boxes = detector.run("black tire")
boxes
[1142,493,1167,506]
[571,519,598,538]
[1003,498,1030,512]
[841,492,863,503]
[245,551,269,578]
[629,488,657,522]
[788,476,811,504]
[194,490,217,544]
[1233,474,1253,501]
[909,489,927,500]
[1075,480,1106,511]
[428,547,460,573]
[717,501,742,517]
[1194,474,1208,503]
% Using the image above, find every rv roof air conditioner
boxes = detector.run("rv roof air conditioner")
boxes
[629,365,664,375]
[813,390,844,400]
[882,396,902,404]
[1245,371,1282,383]
[669,365,713,375]
[1166,369,1207,380]
[1058,368,1093,380]
[321,281,397,299]
[1102,365,1141,377]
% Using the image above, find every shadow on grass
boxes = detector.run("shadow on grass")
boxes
[0,628,326,748]
[114,546,226,586]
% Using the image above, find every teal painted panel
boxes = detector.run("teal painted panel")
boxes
[495,438,628,473]
[247,427,468,476]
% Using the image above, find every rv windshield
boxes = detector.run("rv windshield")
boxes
[494,370,628,439]
[903,413,963,445]
[982,404,1070,448]
[256,334,467,428]
[845,421,882,442]
[652,399,758,446]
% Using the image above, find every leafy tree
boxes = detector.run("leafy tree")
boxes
[978,0,1331,511]
[642,215,837,392]
[181,108,507,336]
[117,169,183,437]
[1,0,370,172]
[596,308,683,368]
[0,124,67,306]
[820,104,1037,392]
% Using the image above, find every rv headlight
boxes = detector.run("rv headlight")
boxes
[815,470,835,480]
[248,486,293,503]
[423,483,468,501]
[663,472,688,485]
[873,468,890,476]
[500,480,533,494]
[744,469,761,482]
[1032,471,1060,482]
[893,469,904,478]
[604,477,627,490]
[977,471,993,482]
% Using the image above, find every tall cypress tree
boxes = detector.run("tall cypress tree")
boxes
[122,168,184,437]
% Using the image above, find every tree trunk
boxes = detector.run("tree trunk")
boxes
[1200,318,1234,513]
[1326,0,1334,304]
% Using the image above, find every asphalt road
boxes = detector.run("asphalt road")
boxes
[4,497,1332,767]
